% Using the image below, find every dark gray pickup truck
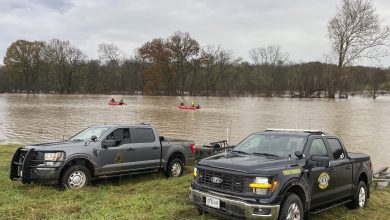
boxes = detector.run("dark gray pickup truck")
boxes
[10,124,196,189]
[190,129,373,219]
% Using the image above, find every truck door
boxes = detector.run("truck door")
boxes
[325,138,353,200]
[98,128,133,174]
[307,138,334,208]
[128,127,161,170]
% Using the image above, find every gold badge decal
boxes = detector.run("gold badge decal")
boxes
[318,172,330,189]
[115,153,124,163]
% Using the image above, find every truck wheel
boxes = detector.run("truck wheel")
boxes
[166,158,184,177]
[61,165,91,189]
[278,193,304,220]
[347,181,367,209]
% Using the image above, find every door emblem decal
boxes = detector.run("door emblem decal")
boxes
[115,153,124,163]
[318,172,330,189]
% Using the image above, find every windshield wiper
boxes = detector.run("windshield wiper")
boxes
[231,150,249,154]
[70,139,84,142]
[252,152,279,157]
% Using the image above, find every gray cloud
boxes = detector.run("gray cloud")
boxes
[1,0,390,66]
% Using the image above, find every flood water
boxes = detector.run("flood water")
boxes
[0,94,389,168]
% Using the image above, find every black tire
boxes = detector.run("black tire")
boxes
[61,165,91,189]
[278,193,304,220]
[347,181,367,209]
[165,158,184,177]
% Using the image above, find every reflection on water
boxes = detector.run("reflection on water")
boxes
[0,94,389,167]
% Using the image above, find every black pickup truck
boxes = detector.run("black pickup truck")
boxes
[10,124,196,189]
[190,129,373,219]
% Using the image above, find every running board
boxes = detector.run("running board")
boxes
[309,199,351,215]
[97,169,159,179]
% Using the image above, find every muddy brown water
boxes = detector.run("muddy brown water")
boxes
[0,94,389,168]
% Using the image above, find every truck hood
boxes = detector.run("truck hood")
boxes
[25,140,88,151]
[198,152,299,174]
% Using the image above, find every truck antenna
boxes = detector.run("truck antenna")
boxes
[62,119,67,140]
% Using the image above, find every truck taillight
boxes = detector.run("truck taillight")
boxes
[190,144,196,154]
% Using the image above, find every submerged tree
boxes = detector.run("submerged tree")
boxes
[327,0,390,98]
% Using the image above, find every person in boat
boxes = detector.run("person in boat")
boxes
[191,100,195,107]
[110,97,115,103]
[119,98,124,105]
[180,98,184,106]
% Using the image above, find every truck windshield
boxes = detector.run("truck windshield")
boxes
[69,127,110,141]
[233,134,306,158]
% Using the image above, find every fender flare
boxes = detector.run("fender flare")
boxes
[59,154,98,172]
[279,177,310,211]
[164,148,186,171]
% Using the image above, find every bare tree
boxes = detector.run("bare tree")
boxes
[167,31,200,96]
[249,45,288,96]
[200,45,221,96]
[327,0,390,98]
[46,39,86,94]
[249,45,288,66]
[98,43,122,64]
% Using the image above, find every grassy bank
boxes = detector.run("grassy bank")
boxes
[1,145,389,220]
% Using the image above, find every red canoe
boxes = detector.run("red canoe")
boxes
[108,102,127,106]
[177,105,200,110]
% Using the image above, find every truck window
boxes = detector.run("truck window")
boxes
[233,134,305,158]
[106,128,131,147]
[133,128,155,143]
[327,138,345,160]
[309,139,328,157]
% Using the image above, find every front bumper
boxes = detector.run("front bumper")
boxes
[190,187,280,220]
[10,148,63,184]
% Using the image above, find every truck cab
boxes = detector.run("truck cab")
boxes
[190,129,373,219]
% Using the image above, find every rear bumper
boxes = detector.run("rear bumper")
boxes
[189,187,280,219]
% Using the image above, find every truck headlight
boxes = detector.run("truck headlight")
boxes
[44,152,63,166]
[193,167,198,177]
[249,177,278,195]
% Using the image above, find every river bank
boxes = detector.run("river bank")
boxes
[1,145,389,219]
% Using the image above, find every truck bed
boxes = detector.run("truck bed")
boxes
[349,152,370,163]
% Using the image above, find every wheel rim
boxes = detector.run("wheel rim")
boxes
[358,187,366,207]
[286,202,301,220]
[171,162,182,177]
[68,171,86,189]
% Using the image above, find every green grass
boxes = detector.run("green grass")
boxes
[1,145,389,220]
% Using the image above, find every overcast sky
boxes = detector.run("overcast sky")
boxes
[2,0,390,66]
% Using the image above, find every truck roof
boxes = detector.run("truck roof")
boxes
[89,123,152,128]
[263,128,326,136]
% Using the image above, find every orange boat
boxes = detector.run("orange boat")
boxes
[177,105,200,110]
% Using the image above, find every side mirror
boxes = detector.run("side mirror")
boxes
[91,135,97,141]
[102,139,116,148]
[159,136,165,142]
[294,151,304,159]
[310,156,330,167]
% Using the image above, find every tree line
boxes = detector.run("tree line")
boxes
[1,0,390,98]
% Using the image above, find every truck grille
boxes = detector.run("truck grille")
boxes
[197,169,249,193]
